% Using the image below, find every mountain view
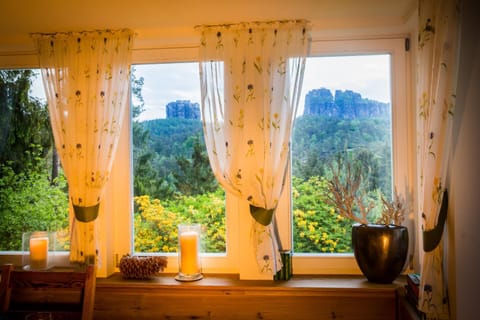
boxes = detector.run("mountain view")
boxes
[134,88,392,200]
[132,87,393,254]
[304,88,390,119]
[0,69,393,255]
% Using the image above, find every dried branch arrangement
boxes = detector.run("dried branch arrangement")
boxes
[325,158,405,226]
[377,188,406,225]
[325,159,373,224]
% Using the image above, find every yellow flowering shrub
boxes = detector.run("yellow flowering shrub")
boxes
[133,188,226,253]
[292,176,352,253]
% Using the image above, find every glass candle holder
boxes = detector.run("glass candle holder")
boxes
[175,224,203,281]
[22,231,55,270]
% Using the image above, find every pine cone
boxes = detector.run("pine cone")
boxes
[119,254,168,279]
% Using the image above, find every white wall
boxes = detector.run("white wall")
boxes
[0,0,415,68]
[449,0,480,318]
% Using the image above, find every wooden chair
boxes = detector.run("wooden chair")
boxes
[0,264,95,320]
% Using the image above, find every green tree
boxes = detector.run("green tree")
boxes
[174,133,218,196]
[292,115,392,194]
[131,69,178,200]
[0,69,69,251]
[0,70,52,174]
[0,147,69,251]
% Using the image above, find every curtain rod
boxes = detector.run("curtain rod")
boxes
[30,28,135,37]
[194,19,310,30]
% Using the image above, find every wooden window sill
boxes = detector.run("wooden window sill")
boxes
[97,272,404,293]
[94,273,405,319]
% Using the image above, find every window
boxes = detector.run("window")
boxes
[0,69,70,254]
[123,37,411,277]
[131,63,226,255]
[292,54,393,255]
[1,37,411,278]
[286,38,411,274]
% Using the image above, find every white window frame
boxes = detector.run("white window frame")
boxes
[114,49,242,277]
[285,37,414,275]
[0,36,414,279]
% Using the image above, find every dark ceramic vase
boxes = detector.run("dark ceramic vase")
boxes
[352,223,408,284]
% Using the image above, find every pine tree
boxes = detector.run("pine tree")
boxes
[174,133,218,196]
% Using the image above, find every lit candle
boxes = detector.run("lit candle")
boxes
[30,234,49,270]
[179,230,200,275]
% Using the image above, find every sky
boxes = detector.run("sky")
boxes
[301,54,391,108]
[133,54,391,121]
[133,63,201,121]
[31,54,391,121]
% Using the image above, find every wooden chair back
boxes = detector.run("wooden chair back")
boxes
[0,264,95,320]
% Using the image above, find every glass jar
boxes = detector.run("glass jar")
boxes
[22,231,53,270]
[175,224,203,281]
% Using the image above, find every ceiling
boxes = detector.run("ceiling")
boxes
[0,0,416,54]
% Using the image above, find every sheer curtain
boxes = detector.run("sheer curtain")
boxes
[197,20,310,273]
[416,0,459,318]
[32,29,134,265]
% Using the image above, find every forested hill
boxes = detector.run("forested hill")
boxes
[304,88,390,118]
[134,88,392,199]
[137,88,391,163]
[143,89,390,124]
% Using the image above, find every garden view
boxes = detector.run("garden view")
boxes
[0,61,392,255]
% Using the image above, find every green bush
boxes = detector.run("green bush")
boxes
[134,176,360,255]
[292,175,352,253]
[0,162,69,251]
[133,187,226,253]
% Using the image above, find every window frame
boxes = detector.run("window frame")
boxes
[0,36,414,279]
[287,37,414,275]
[118,49,243,277]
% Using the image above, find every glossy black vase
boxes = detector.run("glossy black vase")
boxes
[352,223,408,284]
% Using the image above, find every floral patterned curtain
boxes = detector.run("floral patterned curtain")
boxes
[416,0,459,318]
[197,20,310,273]
[32,29,134,265]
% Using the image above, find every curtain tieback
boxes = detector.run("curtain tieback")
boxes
[249,205,275,226]
[423,189,448,252]
[73,204,100,223]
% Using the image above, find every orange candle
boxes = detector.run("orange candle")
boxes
[179,230,200,275]
[29,234,49,269]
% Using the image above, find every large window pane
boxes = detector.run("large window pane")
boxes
[292,55,392,254]
[132,63,226,255]
[0,69,69,252]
